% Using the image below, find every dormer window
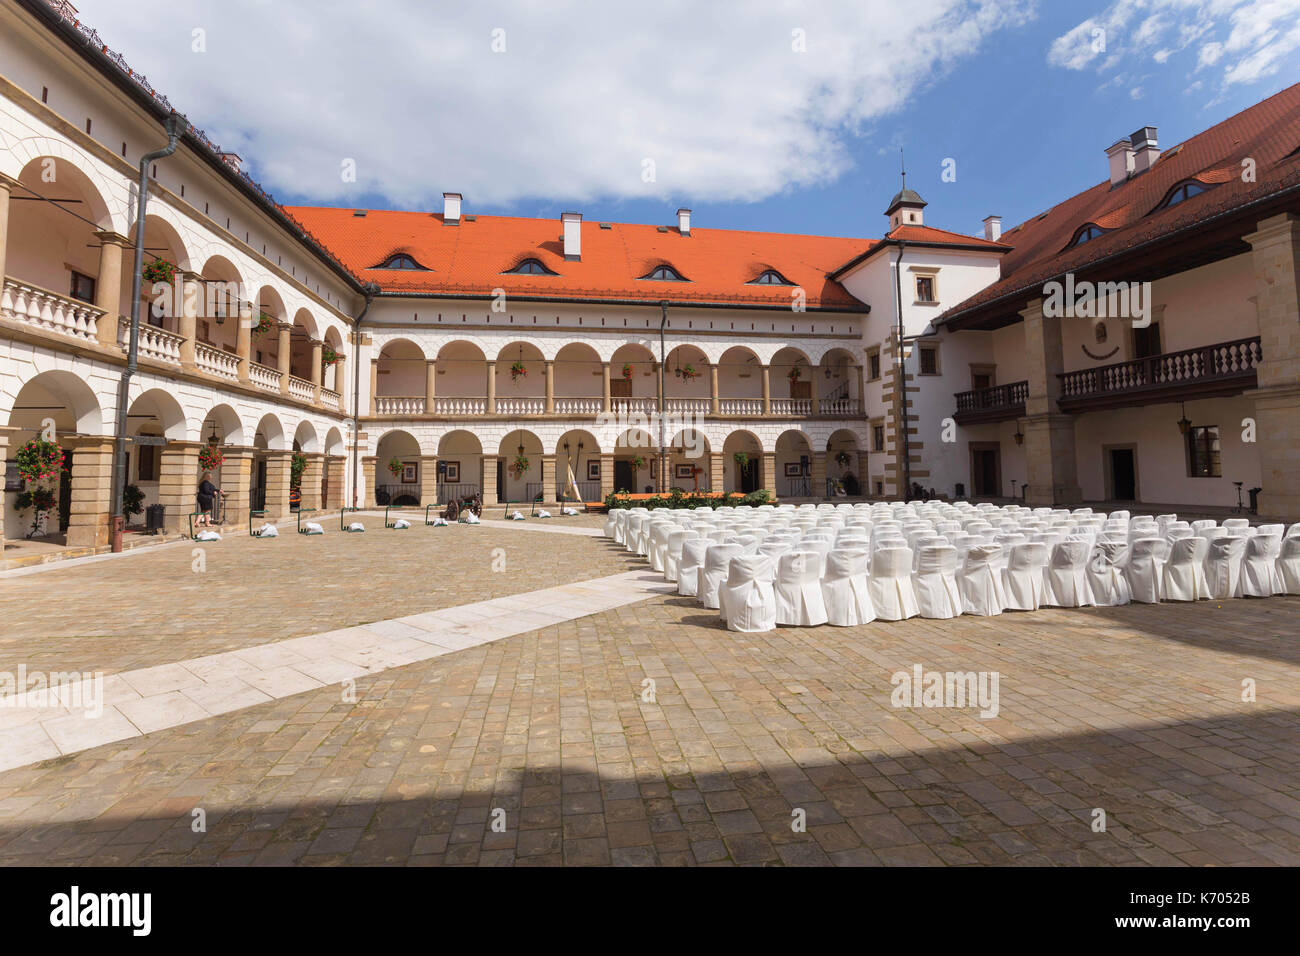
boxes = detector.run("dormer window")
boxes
[1067,224,1106,249]
[640,264,688,281]
[749,269,793,285]
[1155,180,1208,211]
[371,253,428,270]
[504,258,557,275]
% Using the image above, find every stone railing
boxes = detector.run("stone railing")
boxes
[819,397,862,416]
[119,316,183,365]
[375,395,426,415]
[287,375,315,403]
[610,397,658,415]
[771,398,812,416]
[248,361,281,393]
[666,398,711,414]
[718,398,763,415]
[195,342,240,380]
[2,278,105,343]
[433,396,487,416]
[496,397,545,415]
[553,397,603,415]
[322,387,342,409]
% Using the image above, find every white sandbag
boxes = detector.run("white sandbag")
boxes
[256,523,279,538]
[537,509,553,519]
[562,507,579,516]
[347,522,365,532]
[509,511,525,521]
[303,522,325,535]
[195,530,222,542]
[462,512,481,524]
[392,518,411,529]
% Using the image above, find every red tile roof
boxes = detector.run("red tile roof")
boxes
[939,81,1300,326]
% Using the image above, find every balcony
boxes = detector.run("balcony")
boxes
[2,278,105,344]
[119,316,184,365]
[1057,337,1262,413]
[953,380,1028,425]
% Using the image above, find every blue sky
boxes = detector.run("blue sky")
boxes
[73,0,1300,241]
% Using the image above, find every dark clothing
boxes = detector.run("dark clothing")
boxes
[197,479,218,511]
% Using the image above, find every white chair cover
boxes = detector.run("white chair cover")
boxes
[1279,536,1300,595]
[913,545,962,619]
[774,551,829,627]
[1127,537,1169,604]
[821,550,874,626]
[959,544,1006,616]
[648,523,673,572]
[719,553,777,633]
[1163,536,1210,601]
[664,529,697,582]
[1205,535,1247,600]
[1087,540,1131,606]
[1045,540,1093,607]
[1241,534,1283,597]
[868,547,919,621]
[1002,542,1048,611]
[677,539,709,596]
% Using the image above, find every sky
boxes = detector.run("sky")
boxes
[70,0,1300,241]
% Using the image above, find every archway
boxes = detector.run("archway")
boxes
[553,342,602,412]
[722,430,762,495]
[436,429,483,503]
[667,428,710,494]
[555,429,601,502]
[375,429,421,506]
[435,341,488,413]
[716,346,762,413]
[494,342,546,413]
[498,429,544,504]
[609,343,656,405]
[376,338,427,412]
[613,427,655,494]
[827,429,863,497]
[776,429,813,498]
[819,347,859,414]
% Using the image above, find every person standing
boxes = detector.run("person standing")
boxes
[196,472,224,527]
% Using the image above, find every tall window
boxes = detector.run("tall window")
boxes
[1186,426,1221,478]
[918,346,938,376]
[872,424,885,452]
[915,276,936,303]
[868,350,880,381]
[70,271,96,304]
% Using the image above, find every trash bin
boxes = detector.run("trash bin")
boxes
[1249,487,1262,515]
[145,503,165,534]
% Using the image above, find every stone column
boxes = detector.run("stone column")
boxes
[857,451,871,495]
[332,351,347,412]
[158,440,202,533]
[1021,298,1081,506]
[855,365,866,411]
[309,339,323,403]
[761,451,776,498]
[300,453,324,510]
[0,174,13,284]
[425,359,437,414]
[709,452,724,493]
[544,360,555,414]
[93,232,129,347]
[541,454,557,502]
[0,430,9,558]
[178,274,200,369]
[602,362,612,412]
[369,357,379,415]
[481,455,498,505]
[236,301,253,382]
[811,451,827,498]
[325,455,346,510]
[709,363,720,415]
[219,446,256,523]
[761,365,772,415]
[261,450,294,518]
[62,436,114,549]
[599,453,614,499]
[810,372,821,416]
[420,455,439,506]
[486,361,497,414]
[277,322,293,394]
[1244,213,1300,517]
[362,455,379,508]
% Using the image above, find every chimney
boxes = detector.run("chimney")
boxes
[220,152,241,173]
[1106,139,1134,186]
[982,215,1002,242]
[677,208,691,236]
[1130,127,1160,174]
[562,211,581,260]
[442,192,462,224]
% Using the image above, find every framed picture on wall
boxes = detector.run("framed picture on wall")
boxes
[443,461,460,483]
[400,462,418,483]
[784,462,803,478]
[650,458,657,479]
[587,460,600,480]
[675,464,694,479]
[4,460,20,492]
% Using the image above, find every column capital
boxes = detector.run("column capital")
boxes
[276,320,294,332]
[93,230,132,247]
[0,172,19,190]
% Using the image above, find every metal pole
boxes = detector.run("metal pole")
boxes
[109,112,184,552]
[893,240,912,501]
[658,301,668,494]
[349,285,378,509]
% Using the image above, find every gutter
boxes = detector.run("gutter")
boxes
[893,240,912,501]
[349,284,381,507]
[370,289,869,314]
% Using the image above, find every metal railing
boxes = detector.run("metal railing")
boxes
[1059,337,1262,401]
[436,482,479,504]
[955,380,1029,414]
[375,482,420,505]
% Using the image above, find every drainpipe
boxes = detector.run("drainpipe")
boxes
[658,301,668,494]
[349,283,380,507]
[893,240,912,501]
[109,111,185,553]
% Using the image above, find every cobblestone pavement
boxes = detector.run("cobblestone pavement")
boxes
[0,524,1295,866]
[0,517,637,676]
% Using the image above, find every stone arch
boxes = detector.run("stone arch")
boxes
[292,419,319,454]
[376,338,427,400]
[553,342,602,402]
[252,413,287,451]
[722,429,763,495]
[199,403,245,446]
[127,386,188,441]
[776,428,814,498]
[4,369,105,437]
[324,426,345,457]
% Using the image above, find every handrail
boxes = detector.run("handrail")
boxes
[1058,337,1261,399]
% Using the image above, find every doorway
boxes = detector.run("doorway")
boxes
[969,442,1002,498]
[613,459,636,493]
[738,458,759,494]
[1106,446,1138,501]
[495,459,505,501]
[58,450,73,534]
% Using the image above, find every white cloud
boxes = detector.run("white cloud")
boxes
[1049,0,1300,93]
[70,0,1035,209]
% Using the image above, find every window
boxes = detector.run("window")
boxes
[69,271,96,304]
[371,253,428,270]
[915,276,936,303]
[1187,426,1221,478]
[1157,180,1207,211]
[137,443,159,482]
[749,269,792,285]
[504,258,556,275]
[872,424,885,452]
[1067,224,1105,248]
[640,264,688,281]
[972,372,992,391]
[918,346,939,376]
[868,349,881,381]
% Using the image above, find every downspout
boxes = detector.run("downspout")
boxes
[893,240,912,501]
[658,301,668,494]
[349,283,380,508]
[109,111,185,552]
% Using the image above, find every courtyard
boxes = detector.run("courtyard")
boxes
[0,515,1296,866]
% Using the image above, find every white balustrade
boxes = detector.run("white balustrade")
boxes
[119,317,183,365]
[553,397,603,415]
[820,398,862,416]
[288,375,315,403]
[433,396,487,416]
[2,278,103,343]
[375,395,426,415]
[195,341,240,380]
[248,361,281,393]
[666,398,711,414]
[322,387,343,409]
[610,397,658,415]
[717,398,763,415]
[771,398,812,416]
[496,396,545,415]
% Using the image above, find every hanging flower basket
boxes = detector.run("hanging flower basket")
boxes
[786,367,802,383]
[733,451,749,468]
[321,344,340,367]
[510,361,527,383]
[387,456,404,478]
[141,258,177,287]
[16,437,63,484]
[509,454,530,478]
[680,364,700,382]
[629,455,646,470]
[198,444,224,472]
[291,453,308,489]
[835,451,852,468]
[253,312,273,337]
[621,363,633,380]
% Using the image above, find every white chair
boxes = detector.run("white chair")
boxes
[699,544,742,609]
[959,544,1006,616]
[1163,537,1211,601]
[1223,518,1250,531]
[647,523,673,573]
[913,545,962,619]
[719,553,778,633]
[1002,542,1048,611]
[624,514,646,553]
[1087,540,1131,606]
[774,551,829,627]
[1126,538,1169,604]
[1286,523,1300,539]
[868,547,919,622]
[1045,540,1093,608]
[1205,535,1247,600]
[821,550,874,626]
[677,539,709,597]
[1240,535,1283,598]
[1278,536,1300,595]
[664,529,698,583]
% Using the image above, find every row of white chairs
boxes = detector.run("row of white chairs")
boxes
[604,502,1300,632]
